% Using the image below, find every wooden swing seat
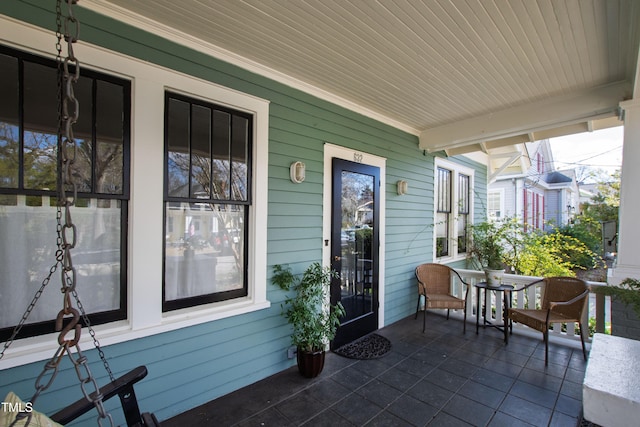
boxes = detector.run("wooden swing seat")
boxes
[50,366,159,427]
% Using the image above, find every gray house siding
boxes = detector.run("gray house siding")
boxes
[0,1,488,423]
[546,190,562,228]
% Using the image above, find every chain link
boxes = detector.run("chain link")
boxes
[65,344,114,426]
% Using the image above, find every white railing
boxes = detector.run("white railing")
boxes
[448,269,609,344]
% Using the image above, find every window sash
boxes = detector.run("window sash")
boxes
[165,93,252,204]
[458,174,469,214]
[488,192,501,218]
[163,92,252,311]
[0,45,129,341]
[437,167,451,213]
[163,202,248,311]
[435,162,473,260]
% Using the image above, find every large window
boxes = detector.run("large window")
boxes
[163,92,251,311]
[0,45,130,340]
[435,159,473,261]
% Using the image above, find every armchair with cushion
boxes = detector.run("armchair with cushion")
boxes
[414,263,469,333]
[507,276,589,365]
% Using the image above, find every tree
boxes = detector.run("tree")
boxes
[580,169,620,224]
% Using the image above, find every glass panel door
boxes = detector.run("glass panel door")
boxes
[331,158,379,348]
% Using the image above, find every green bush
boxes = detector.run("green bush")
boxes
[556,216,602,268]
[472,217,600,277]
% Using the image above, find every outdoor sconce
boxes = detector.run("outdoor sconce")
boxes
[397,180,408,195]
[290,161,306,184]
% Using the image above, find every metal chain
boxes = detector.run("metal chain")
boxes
[0,0,68,366]
[71,288,115,382]
[4,2,113,426]
[54,1,114,424]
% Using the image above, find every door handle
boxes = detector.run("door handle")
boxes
[334,256,341,261]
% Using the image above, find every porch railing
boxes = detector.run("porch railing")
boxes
[446,269,609,344]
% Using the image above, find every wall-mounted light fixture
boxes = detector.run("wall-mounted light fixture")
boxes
[397,180,408,195]
[290,161,306,184]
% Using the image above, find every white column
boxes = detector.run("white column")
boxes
[609,99,640,285]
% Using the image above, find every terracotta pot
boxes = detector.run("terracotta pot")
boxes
[296,348,325,378]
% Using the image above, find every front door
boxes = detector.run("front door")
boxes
[331,158,379,348]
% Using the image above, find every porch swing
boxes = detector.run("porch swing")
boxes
[0,2,158,426]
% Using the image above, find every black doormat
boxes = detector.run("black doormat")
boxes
[333,333,391,359]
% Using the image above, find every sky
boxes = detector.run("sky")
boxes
[549,126,623,181]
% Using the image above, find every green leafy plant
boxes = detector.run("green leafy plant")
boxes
[595,278,640,318]
[469,217,599,277]
[515,229,599,277]
[467,220,507,270]
[273,263,346,353]
[556,216,603,268]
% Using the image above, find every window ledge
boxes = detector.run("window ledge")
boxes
[436,254,468,264]
[0,299,271,369]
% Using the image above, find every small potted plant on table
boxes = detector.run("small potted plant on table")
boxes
[272,262,346,378]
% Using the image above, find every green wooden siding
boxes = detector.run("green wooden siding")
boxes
[0,1,488,423]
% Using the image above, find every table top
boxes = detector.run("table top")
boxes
[475,282,514,291]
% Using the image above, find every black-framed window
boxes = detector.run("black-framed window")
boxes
[435,160,474,260]
[0,45,130,341]
[457,174,470,254]
[163,92,251,311]
[436,167,451,257]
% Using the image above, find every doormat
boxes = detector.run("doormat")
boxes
[333,333,391,359]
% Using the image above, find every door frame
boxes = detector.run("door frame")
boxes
[323,143,386,329]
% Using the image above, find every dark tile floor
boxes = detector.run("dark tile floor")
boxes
[163,313,588,426]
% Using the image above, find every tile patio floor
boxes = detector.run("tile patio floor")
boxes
[162,313,589,426]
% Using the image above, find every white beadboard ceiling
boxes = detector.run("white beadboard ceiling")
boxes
[87,0,640,155]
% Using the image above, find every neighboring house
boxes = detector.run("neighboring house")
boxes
[579,182,600,208]
[488,139,579,230]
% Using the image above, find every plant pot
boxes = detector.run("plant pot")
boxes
[485,269,505,287]
[296,348,325,378]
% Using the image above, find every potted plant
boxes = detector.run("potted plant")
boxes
[467,220,506,286]
[272,262,346,378]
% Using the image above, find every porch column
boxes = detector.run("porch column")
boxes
[609,99,640,285]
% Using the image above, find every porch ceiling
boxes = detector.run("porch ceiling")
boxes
[88,0,640,155]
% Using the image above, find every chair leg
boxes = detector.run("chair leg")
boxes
[415,296,420,320]
[423,308,426,333]
[579,322,587,360]
[543,330,549,366]
[463,306,467,334]
[446,309,450,320]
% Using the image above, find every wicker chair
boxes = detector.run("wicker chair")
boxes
[507,277,589,365]
[414,263,469,333]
